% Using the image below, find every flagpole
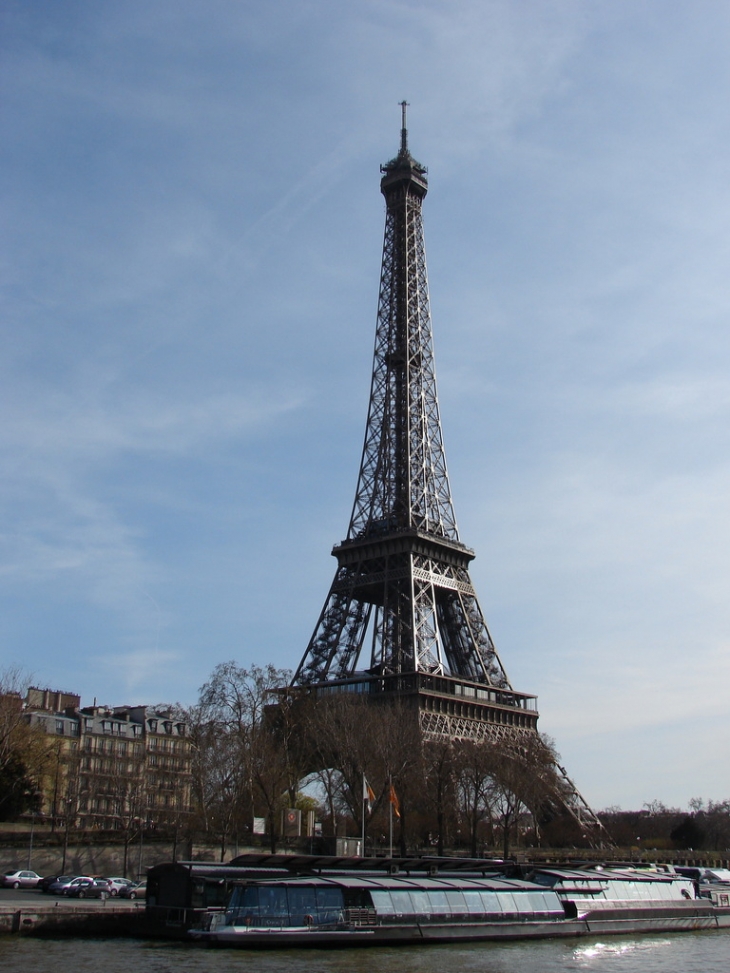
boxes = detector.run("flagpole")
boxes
[389,776,393,858]
[361,773,366,856]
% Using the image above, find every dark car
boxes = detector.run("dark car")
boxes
[40,874,74,893]
[66,879,111,900]
[46,875,94,895]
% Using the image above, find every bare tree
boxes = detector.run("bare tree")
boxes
[455,740,499,857]
[490,734,568,858]
[301,696,423,854]
[302,695,381,841]
[193,662,295,856]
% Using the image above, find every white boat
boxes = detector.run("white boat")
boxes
[191,864,730,947]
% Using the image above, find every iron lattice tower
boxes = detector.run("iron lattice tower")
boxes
[293,108,512,693]
[291,109,609,843]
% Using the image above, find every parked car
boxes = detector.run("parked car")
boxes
[105,877,135,896]
[1,870,42,889]
[62,876,98,896]
[40,874,74,893]
[119,881,146,900]
[46,875,94,895]
[66,879,111,900]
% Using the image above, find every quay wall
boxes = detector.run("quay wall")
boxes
[0,902,141,937]
[0,830,258,879]
[1,826,728,879]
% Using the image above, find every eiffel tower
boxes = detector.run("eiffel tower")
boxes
[291,106,608,844]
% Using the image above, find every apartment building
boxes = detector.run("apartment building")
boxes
[23,687,193,830]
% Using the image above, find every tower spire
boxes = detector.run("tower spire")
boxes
[400,100,409,154]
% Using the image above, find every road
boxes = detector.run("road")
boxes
[0,886,141,909]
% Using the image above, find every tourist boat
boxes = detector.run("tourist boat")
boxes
[191,864,730,947]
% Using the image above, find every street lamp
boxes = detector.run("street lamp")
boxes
[26,810,35,870]
[138,818,143,881]
[61,797,73,873]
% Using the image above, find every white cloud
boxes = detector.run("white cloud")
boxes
[100,648,184,700]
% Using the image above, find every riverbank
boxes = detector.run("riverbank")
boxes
[0,892,143,937]
[2,823,728,879]
[0,826,257,879]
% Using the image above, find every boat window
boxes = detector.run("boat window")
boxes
[228,886,242,910]
[479,891,500,913]
[258,885,289,918]
[445,891,469,914]
[370,891,395,914]
[462,891,484,914]
[389,891,414,915]
[229,885,347,927]
[316,887,344,923]
[409,890,431,915]
[496,892,519,915]
[288,887,318,924]
[230,886,259,911]
[229,886,260,925]
[523,891,561,914]
[426,891,450,914]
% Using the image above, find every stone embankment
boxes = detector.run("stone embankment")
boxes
[0,893,144,937]
[0,826,249,878]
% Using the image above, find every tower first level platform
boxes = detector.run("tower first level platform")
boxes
[298,669,539,744]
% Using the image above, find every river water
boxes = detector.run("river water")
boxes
[1,933,729,972]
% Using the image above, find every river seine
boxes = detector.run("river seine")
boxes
[1,933,729,972]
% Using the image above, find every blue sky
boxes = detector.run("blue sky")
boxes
[3,0,730,811]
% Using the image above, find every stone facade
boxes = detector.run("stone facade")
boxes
[23,687,193,831]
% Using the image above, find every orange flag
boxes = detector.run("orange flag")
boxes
[389,783,401,818]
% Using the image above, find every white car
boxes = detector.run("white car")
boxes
[105,877,136,896]
[1,869,42,889]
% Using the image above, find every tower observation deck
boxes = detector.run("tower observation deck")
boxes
[290,108,608,842]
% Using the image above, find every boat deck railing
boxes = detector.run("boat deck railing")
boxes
[346,907,377,926]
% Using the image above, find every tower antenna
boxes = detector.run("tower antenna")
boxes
[399,100,409,153]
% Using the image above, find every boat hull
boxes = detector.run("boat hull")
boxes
[195,904,730,948]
